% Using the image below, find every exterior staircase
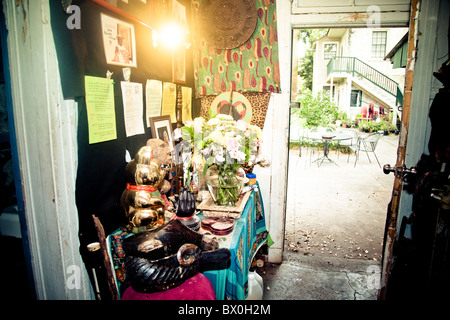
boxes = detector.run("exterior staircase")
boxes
[351,76,397,110]
[327,56,404,109]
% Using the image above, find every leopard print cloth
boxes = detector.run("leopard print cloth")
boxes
[200,92,271,129]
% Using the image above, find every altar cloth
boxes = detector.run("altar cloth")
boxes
[121,273,216,300]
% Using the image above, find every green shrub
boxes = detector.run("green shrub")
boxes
[291,89,339,129]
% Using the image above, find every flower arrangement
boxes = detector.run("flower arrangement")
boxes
[182,114,262,205]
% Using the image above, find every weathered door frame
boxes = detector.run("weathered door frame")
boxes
[379,0,447,298]
[378,0,420,298]
[0,2,35,299]
[3,0,92,299]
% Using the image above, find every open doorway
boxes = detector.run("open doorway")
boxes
[284,27,408,262]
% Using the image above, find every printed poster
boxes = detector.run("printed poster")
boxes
[161,82,177,123]
[121,81,145,137]
[84,76,117,144]
[145,79,162,126]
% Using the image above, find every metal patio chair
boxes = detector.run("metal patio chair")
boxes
[302,128,322,165]
[337,129,360,159]
[351,131,383,167]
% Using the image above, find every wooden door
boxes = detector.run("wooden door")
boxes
[379,0,448,298]
[378,0,419,298]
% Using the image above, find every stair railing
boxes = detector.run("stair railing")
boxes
[327,56,403,106]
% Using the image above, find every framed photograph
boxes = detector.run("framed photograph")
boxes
[101,13,137,67]
[149,115,174,148]
[91,0,153,29]
[172,49,186,84]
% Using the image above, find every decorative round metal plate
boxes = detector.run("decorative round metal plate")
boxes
[198,0,257,49]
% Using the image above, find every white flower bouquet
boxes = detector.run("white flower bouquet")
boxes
[182,114,262,205]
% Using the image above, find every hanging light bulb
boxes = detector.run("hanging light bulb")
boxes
[151,0,191,49]
[159,22,184,48]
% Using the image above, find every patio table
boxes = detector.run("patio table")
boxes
[305,132,352,167]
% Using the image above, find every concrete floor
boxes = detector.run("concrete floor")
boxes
[262,252,381,300]
[261,129,399,300]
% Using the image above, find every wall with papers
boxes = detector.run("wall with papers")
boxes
[49,0,195,256]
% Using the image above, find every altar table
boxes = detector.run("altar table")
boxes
[201,185,268,300]
[108,183,268,300]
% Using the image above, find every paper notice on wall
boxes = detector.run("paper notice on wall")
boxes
[121,81,145,137]
[161,82,177,123]
[145,79,162,126]
[85,76,117,144]
[181,86,192,122]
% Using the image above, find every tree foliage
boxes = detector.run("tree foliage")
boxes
[297,29,328,90]
[292,89,339,129]
[298,50,314,90]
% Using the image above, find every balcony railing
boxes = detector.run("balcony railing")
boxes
[327,56,403,106]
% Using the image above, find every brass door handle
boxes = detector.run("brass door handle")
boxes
[383,164,417,180]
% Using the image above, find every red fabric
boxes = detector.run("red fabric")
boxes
[361,105,368,118]
[121,273,216,300]
[126,183,157,192]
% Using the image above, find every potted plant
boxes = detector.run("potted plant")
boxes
[337,111,348,127]
[387,122,398,134]
[342,118,352,128]
[359,120,371,132]
[371,121,380,132]
[380,120,391,135]
[354,114,362,128]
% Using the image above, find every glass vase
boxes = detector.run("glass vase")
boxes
[206,165,244,206]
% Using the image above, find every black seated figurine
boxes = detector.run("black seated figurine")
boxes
[123,219,230,292]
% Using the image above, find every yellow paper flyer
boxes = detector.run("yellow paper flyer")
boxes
[161,82,177,123]
[85,76,117,144]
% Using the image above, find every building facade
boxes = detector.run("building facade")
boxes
[311,27,408,121]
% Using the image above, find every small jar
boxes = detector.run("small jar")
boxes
[246,173,256,185]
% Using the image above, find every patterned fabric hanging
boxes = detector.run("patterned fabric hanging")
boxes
[192,0,281,98]
[200,91,271,129]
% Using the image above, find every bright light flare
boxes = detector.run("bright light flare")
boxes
[158,23,183,48]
